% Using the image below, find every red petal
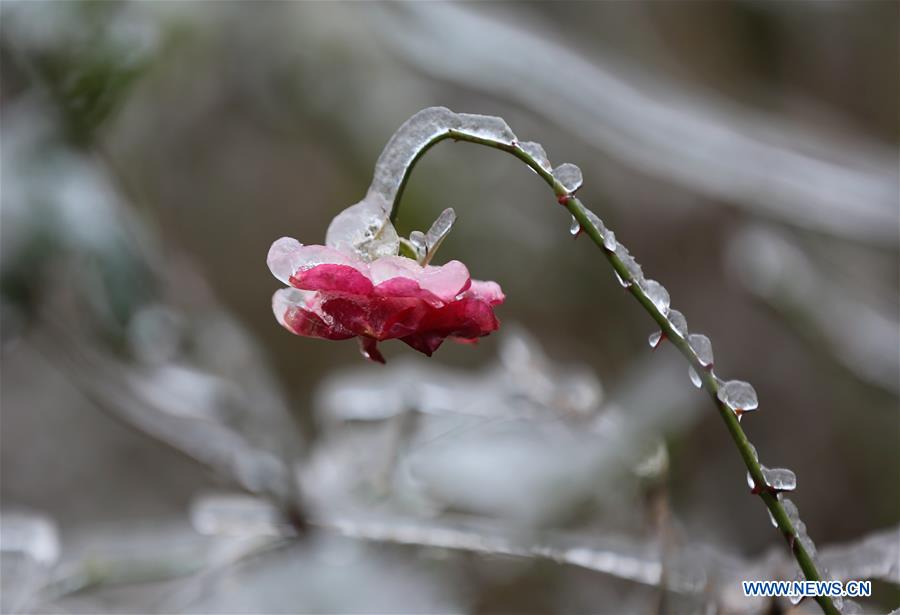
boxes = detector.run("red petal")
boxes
[291,264,374,295]
[359,337,386,364]
[374,277,443,306]
[281,306,355,340]
[321,296,429,340]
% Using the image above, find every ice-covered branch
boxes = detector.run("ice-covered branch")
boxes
[364,107,840,614]
[189,493,897,613]
[366,2,898,246]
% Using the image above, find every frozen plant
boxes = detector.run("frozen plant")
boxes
[268,211,504,363]
[266,107,842,614]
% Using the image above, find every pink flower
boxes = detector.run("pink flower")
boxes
[268,238,504,363]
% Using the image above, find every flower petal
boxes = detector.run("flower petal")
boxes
[269,241,504,362]
[292,264,374,295]
[267,237,367,286]
[400,295,501,356]
[369,257,471,302]
[272,288,355,340]
[420,260,472,300]
[322,296,429,340]
[465,280,505,305]
[359,337,386,364]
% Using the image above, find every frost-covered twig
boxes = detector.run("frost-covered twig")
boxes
[728,226,899,396]
[190,493,898,613]
[365,107,840,615]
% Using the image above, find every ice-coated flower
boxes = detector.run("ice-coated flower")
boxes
[267,236,504,363]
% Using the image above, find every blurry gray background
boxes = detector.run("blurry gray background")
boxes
[1,2,898,613]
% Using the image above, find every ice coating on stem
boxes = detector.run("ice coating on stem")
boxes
[799,532,817,559]
[552,163,583,194]
[641,279,670,316]
[326,199,401,262]
[584,209,616,251]
[688,333,713,367]
[368,106,459,208]
[602,229,617,252]
[457,112,517,144]
[519,141,552,174]
[716,380,759,416]
[782,497,818,559]
[331,107,523,261]
[688,367,702,388]
[666,309,688,339]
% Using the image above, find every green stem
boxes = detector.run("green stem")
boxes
[389,130,839,615]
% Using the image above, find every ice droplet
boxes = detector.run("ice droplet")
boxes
[666,309,688,339]
[367,106,459,209]
[641,279,670,316]
[569,215,581,237]
[767,507,778,527]
[688,367,702,388]
[762,466,797,492]
[552,163,583,194]
[717,380,759,415]
[688,334,714,367]
[614,271,631,288]
[614,243,643,284]
[457,112,517,145]
[789,590,803,605]
[267,236,304,285]
[519,141,552,173]
[648,330,663,349]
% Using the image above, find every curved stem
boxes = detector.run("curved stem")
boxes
[389,131,839,615]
